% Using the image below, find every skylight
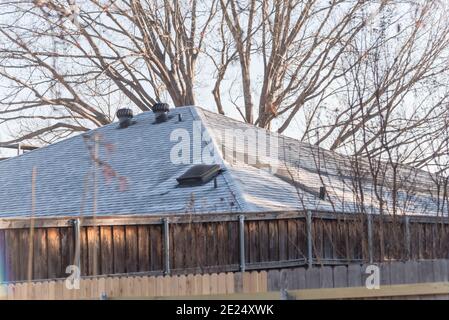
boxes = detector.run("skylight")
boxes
[177,164,222,186]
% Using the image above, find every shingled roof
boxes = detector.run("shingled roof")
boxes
[0,106,446,218]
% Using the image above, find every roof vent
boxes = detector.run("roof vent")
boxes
[177,164,222,186]
[116,108,134,128]
[319,186,326,200]
[152,103,170,123]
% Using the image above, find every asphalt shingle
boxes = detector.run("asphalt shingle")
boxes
[0,106,445,218]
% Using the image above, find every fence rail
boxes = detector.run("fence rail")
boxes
[1,210,449,281]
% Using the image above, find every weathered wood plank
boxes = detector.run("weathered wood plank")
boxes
[87,226,100,276]
[0,230,5,282]
[320,266,334,288]
[195,223,206,270]
[137,225,150,272]
[380,263,391,286]
[322,221,334,260]
[227,222,238,265]
[4,229,19,281]
[403,260,418,284]
[46,228,62,279]
[244,221,250,264]
[125,225,138,273]
[18,229,30,281]
[149,225,162,271]
[33,228,48,280]
[112,226,126,274]
[297,219,307,260]
[100,226,113,275]
[287,219,298,260]
[168,224,175,270]
[305,267,320,289]
[390,262,406,285]
[279,269,289,290]
[278,220,288,261]
[3,210,449,230]
[333,265,348,288]
[232,272,242,293]
[60,227,74,277]
[268,220,279,262]
[258,220,269,262]
[418,260,435,283]
[185,223,196,268]
[267,269,280,291]
[433,259,448,282]
[248,221,258,263]
[312,219,323,261]
[173,224,185,269]
[79,227,88,277]
[347,264,362,287]
[216,222,227,266]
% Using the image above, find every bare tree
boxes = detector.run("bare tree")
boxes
[0,0,217,145]
[1,0,449,180]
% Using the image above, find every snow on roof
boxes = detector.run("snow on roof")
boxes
[0,106,446,218]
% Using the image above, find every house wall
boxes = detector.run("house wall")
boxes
[1,211,449,282]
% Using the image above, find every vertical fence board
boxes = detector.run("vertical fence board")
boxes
[149,225,163,271]
[33,228,48,280]
[185,224,196,269]
[243,222,250,263]
[0,230,5,282]
[87,226,100,276]
[228,222,239,265]
[79,227,88,277]
[278,220,288,261]
[18,229,30,281]
[312,219,323,260]
[248,221,258,263]
[287,219,298,260]
[100,226,113,275]
[137,226,150,272]
[4,229,19,281]
[216,223,226,266]
[258,221,269,262]
[173,224,185,270]
[112,226,125,274]
[322,222,334,260]
[268,220,279,262]
[47,228,62,279]
[60,227,74,276]
[195,223,206,270]
[125,226,138,273]
[305,267,320,289]
[333,265,348,288]
[347,264,362,287]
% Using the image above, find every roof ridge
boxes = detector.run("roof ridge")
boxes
[192,107,253,212]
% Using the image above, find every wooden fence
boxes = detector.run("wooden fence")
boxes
[1,260,449,300]
[1,210,449,282]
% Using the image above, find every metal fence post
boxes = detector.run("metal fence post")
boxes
[163,218,170,275]
[306,210,313,268]
[367,215,373,264]
[405,216,411,260]
[239,215,246,272]
[71,218,81,272]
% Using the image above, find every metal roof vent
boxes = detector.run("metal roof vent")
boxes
[177,164,222,186]
[116,108,134,128]
[319,186,326,200]
[152,103,170,123]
